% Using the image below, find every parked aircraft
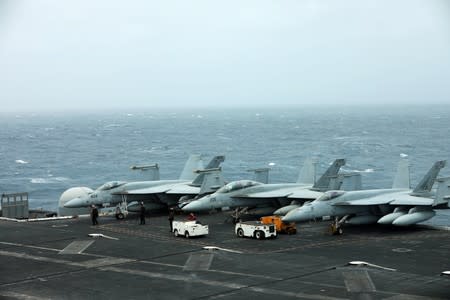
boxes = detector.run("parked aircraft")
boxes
[182,158,346,216]
[282,160,448,229]
[63,155,225,215]
[273,171,362,215]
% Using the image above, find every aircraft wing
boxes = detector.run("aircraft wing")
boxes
[389,194,434,206]
[165,185,200,195]
[287,189,324,200]
[334,193,434,206]
[114,185,175,195]
[232,188,299,199]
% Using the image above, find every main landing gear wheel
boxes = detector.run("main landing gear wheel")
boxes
[330,224,343,235]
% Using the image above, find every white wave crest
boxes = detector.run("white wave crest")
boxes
[400,153,408,158]
[15,160,28,164]
[31,178,50,184]
[104,124,122,128]
[31,177,69,184]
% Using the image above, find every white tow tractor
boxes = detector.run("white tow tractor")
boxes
[99,201,128,220]
[235,221,277,240]
[172,220,209,238]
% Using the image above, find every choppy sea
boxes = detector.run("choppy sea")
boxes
[1,105,449,225]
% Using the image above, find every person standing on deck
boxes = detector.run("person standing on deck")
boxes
[139,202,146,225]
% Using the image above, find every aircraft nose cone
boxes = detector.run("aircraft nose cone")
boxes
[64,197,84,208]
[182,201,197,212]
[281,212,297,223]
[182,199,206,212]
[282,208,307,223]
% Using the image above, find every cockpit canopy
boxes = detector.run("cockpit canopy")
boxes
[217,180,261,193]
[316,190,345,201]
[97,181,127,191]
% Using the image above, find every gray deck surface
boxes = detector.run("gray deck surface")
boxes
[1,212,449,300]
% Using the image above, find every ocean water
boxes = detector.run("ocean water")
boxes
[1,105,450,224]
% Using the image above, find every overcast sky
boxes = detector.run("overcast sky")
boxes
[1,0,449,112]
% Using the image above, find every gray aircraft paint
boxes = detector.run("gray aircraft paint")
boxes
[283,160,447,226]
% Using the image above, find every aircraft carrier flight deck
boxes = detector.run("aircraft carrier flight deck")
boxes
[1,212,449,300]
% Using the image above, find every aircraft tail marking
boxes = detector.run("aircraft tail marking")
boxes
[433,176,450,207]
[191,155,225,186]
[411,160,446,196]
[198,170,226,195]
[311,159,346,191]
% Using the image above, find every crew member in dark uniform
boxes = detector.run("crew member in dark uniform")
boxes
[91,205,99,225]
[168,208,175,232]
[139,202,146,225]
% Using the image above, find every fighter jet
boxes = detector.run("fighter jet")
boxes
[64,155,225,215]
[273,171,362,215]
[182,158,346,216]
[282,160,449,229]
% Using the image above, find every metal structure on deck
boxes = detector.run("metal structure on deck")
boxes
[1,192,29,218]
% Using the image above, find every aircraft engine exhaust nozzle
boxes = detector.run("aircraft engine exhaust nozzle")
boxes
[392,210,435,226]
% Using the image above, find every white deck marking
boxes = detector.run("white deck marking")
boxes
[0,291,50,300]
[183,253,214,271]
[59,240,94,255]
[140,260,283,280]
[0,241,61,252]
[99,266,347,300]
[0,250,81,266]
[342,270,376,292]
[0,250,134,268]
[77,257,135,268]
[0,243,442,300]
[88,233,118,240]
[203,246,243,253]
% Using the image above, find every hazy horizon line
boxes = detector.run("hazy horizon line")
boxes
[1,102,449,116]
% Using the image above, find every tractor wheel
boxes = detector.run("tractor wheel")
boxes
[237,228,244,238]
[255,231,265,240]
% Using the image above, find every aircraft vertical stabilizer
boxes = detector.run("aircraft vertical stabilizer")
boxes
[411,160,446,196]
[191,155,225,186]
[338,173,362,191]
[296,158,317,184]
[247,168,270,184]
[178,154,203,181]
[392,158,410,189]
[433,177,450,207]
[311,159,346,191]
[198,170,225,195]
